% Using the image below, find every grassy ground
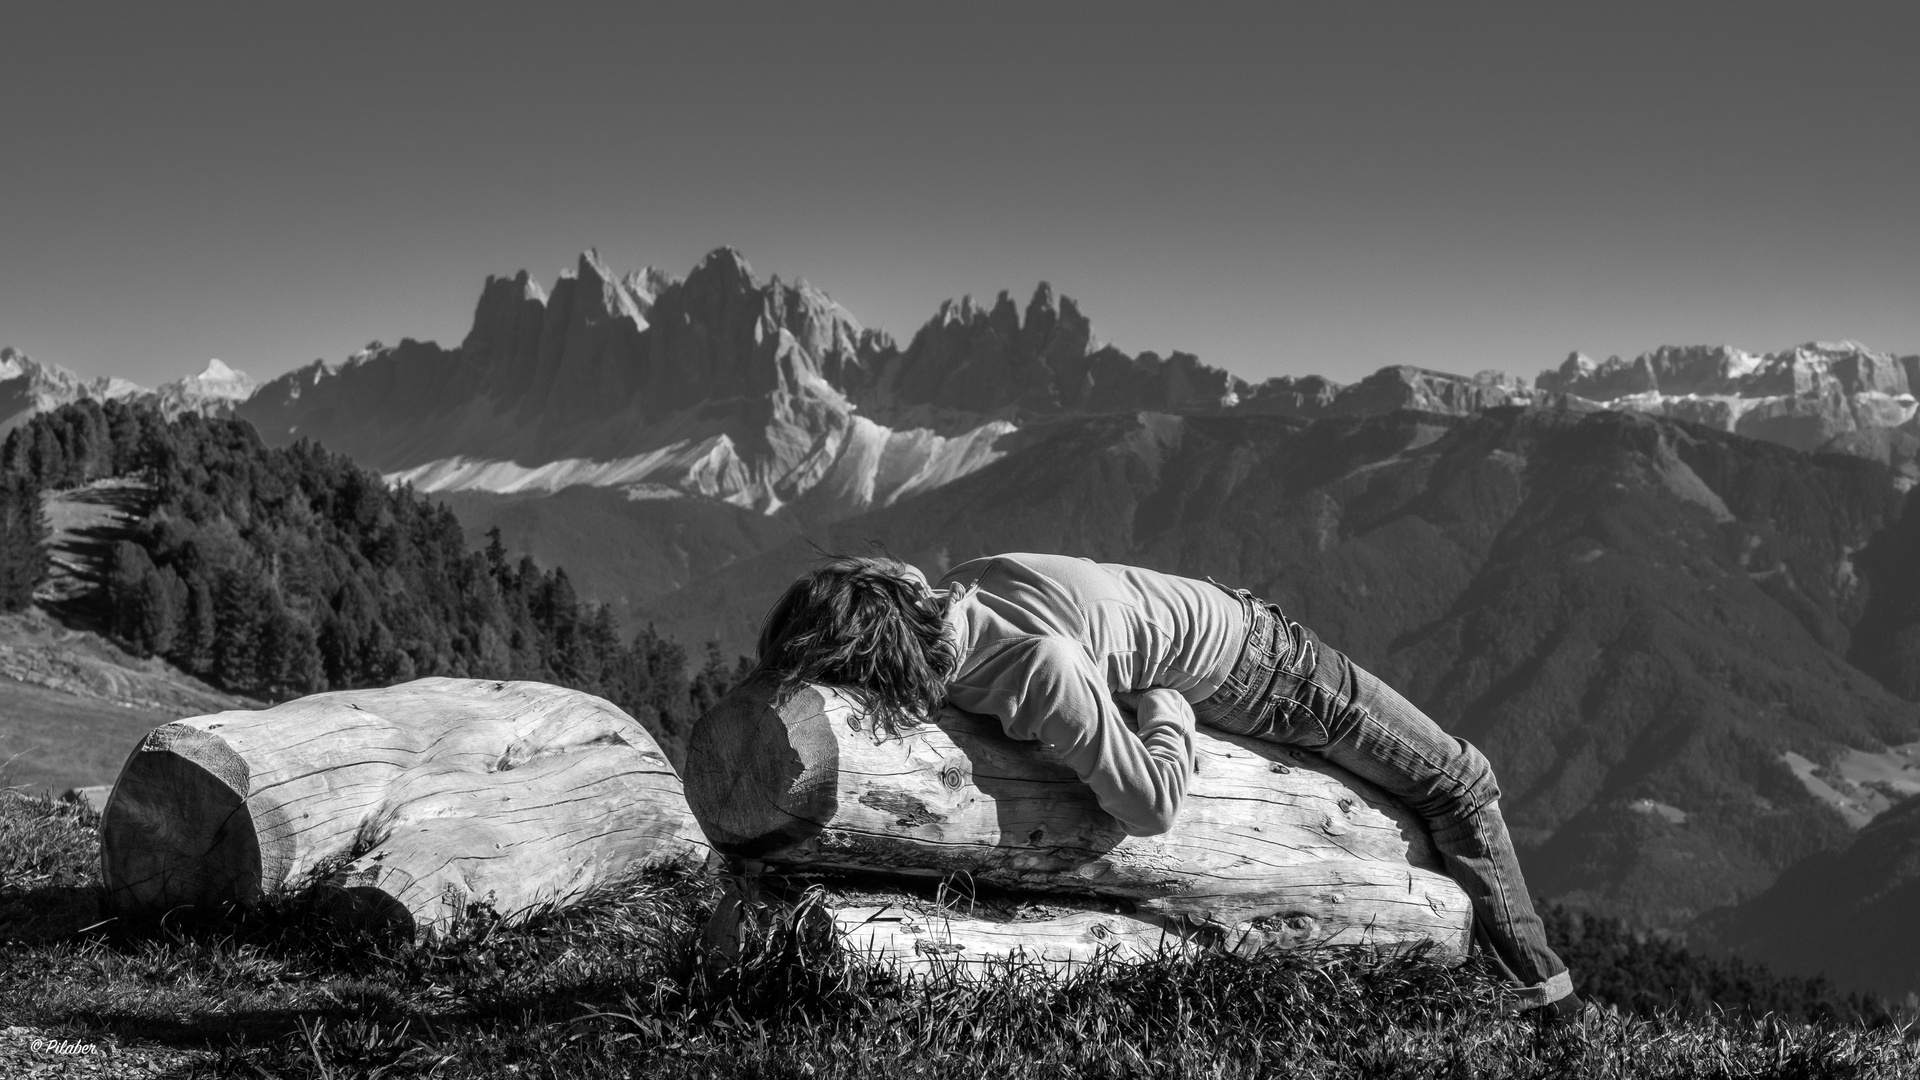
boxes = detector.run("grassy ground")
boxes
[2,791,1915,1079]
[0,678,179,794]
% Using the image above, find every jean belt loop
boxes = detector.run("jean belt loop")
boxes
[1239,591,1268,685]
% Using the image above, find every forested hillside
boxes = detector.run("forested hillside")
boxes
[0,399,740,763]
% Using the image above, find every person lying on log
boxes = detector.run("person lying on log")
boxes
[755,551,1583,1019]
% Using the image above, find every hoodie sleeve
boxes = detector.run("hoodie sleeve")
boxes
[946,636,1195,836]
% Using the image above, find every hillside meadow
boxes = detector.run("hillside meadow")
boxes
[3,791,1915,1079]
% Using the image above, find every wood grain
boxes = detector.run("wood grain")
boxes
[100,677,707,934]
[687,677,1472,957]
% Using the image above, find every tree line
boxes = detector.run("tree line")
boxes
[0,398,743,764]
[1539,900,1903,1024]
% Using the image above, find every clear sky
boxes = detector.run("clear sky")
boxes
[3,2,1917,390]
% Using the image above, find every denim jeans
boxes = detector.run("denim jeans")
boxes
[1194,587,1574,1009]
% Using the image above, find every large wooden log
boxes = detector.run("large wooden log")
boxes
[687,677,1473,962]
[101,678,706,934]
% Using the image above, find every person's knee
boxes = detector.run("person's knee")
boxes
[1419,739,1502,828]
[1456,739,1502,809]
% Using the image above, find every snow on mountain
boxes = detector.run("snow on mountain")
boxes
[1537,341,1920,453]
[153,358,257,415]
[13,247,1920,509]
[239,249,1069,517]
[0,347,261,436]
[385,416,1021,514]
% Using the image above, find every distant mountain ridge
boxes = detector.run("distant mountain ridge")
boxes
[205,248,1917,513]
[1539,342,1920,461]
[0,347,255,436]
[8,249,1916,508]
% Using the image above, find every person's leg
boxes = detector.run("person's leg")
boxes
[1263,619,1573,1008]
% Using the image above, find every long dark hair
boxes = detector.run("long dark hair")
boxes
[754,555,958,733]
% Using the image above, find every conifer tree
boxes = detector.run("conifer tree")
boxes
[0,475,50,611]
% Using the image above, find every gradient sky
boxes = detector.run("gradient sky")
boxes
[4,2,1917,391]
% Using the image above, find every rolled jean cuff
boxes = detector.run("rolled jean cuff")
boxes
[1511,970,1575,1010]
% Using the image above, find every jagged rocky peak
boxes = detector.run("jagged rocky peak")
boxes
[462,271,550,376]
[150,358,257,418]
[567,247,651,328]
[0,345,242,431]
[869,286,1066,415]
[634,247,868,410]
[857,279,1243,420]
[623,266,677,307]
[1528,339,1920,458]
[175,358,254,396]
[0,345,145,404]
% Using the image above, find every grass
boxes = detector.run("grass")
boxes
[2,789,1917,1079]
[0,677,183,794]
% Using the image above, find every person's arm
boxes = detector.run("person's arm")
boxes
[947,636,1196,836]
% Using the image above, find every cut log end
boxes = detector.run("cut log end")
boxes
[685,676,844,858]
[99,679,708,934]
[100,723,264,912]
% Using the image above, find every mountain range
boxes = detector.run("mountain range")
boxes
[215,249,1920,515]
[0,348,254,434]
[6,247,1920,998]
[13,249,1916,517]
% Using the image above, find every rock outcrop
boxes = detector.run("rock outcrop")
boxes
[1538,341,1920,458]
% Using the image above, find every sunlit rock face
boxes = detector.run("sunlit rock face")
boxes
[223,245,1920,513]
[237,249,1273,516]
[0,347,142,435]
[241,248,907,514]
[1538,341,1920,456]
[0,348,256,436]
[151,359,255,417]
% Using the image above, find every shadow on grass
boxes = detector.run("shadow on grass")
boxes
[0,883,110,941]
[2,865,719,1058]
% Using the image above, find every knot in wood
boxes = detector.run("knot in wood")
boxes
[1088,921,1112,940]
[1269,762,1290,774]
[858,789,945,828]
[1337,798,1354,814]
[939,764,966,790]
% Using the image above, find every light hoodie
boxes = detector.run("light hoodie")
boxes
[937,553,1249,836]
